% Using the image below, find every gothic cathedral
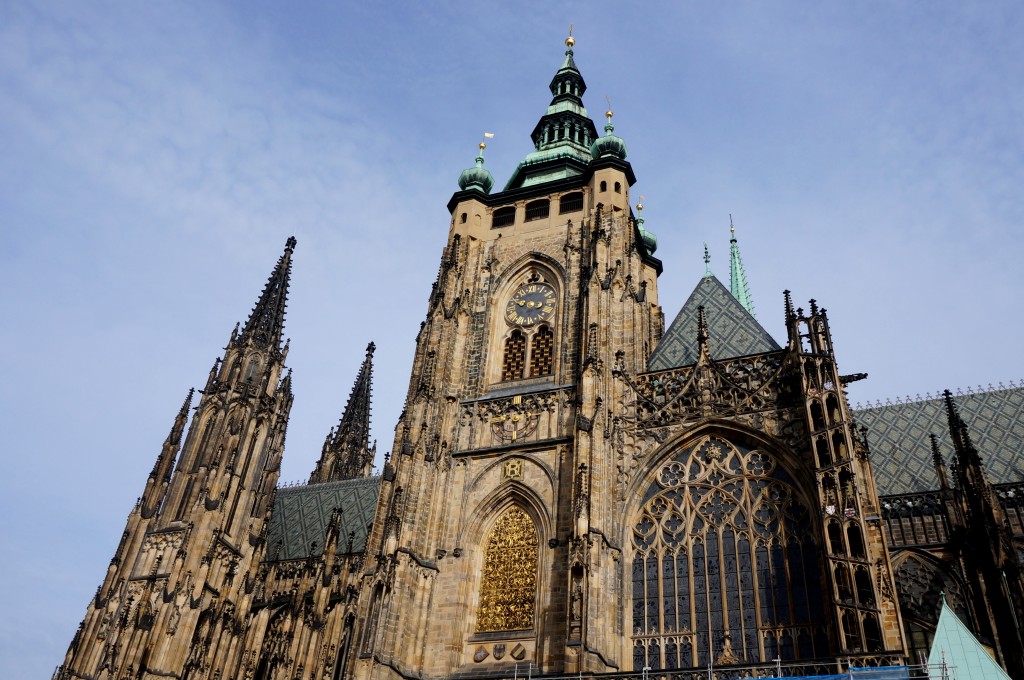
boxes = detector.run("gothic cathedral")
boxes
[56,37,1024,680]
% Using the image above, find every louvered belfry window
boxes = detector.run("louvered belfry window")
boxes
[477,507,539,632]
[502,331,527,381]
[529,325,553,376]
[631,436,828,670]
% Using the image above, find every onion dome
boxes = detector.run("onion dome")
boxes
[635,202,657,253]
[590,109,627,160]
[458,141,494,193]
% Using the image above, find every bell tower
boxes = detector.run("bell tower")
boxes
[353,36,663,679]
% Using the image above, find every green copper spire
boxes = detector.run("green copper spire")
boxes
[703,241,712,278]
[504,34,600,190]
[634,201,657,253]
[457,135,495,193]
[728,216,756,317]
[590,107,627,160]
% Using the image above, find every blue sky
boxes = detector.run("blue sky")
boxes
[2,1,1022,675]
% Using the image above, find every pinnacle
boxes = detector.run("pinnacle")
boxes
[239,238,296,351]
[309,341,376,483]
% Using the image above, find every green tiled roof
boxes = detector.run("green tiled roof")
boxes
[854,385,1024,496]
[648,275,780,371]
[928,595,1010,679]
[266,476,380,561]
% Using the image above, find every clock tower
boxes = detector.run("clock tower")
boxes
[353,35,664,679]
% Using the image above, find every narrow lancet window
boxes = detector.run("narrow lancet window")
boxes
[530,325,554,376]
[502,331,527,381]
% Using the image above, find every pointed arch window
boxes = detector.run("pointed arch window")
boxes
[631,437,828,669]
[477,507,539,632]
[502,331,527,381]
[530,325,554,377]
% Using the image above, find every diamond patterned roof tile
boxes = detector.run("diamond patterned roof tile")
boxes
[855,386,1024,495]
[266,476,380,561]
[649,275,780,371]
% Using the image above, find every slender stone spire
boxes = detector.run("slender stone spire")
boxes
[310,342,377,483]
[239,236,296,350]
[728,217,756,317]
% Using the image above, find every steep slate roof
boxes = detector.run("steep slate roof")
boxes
[855,385,1024,496]
[648,275,780,371]
[266,476,380,561]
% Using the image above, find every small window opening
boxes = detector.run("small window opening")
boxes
[842,609,862,651]
[492,207,516,228]
[460,212,467,224]
[559,192,584,214]
[835,564,853,602]
[863,616,883,652]
[614,181,622,193]
[855,568,874,605]
[525,200,550,222]
[815,436,832,467]
[810,401,826,430]
[827,521,845,556]
[847,524,865,558]
[600,181,607,192]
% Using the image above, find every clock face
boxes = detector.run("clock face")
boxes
[505,283,556,327]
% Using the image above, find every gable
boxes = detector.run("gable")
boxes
[649,275,781,371]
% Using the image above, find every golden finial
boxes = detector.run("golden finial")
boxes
[605,95,613,119]
[479,132,494,151]
[566,23,575,48]
[637,195,646,213]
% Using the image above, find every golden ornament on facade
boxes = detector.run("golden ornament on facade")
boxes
[477,507,539,632]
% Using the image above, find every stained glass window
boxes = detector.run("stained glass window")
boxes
[631,436,828,669]
[477,507,539,632]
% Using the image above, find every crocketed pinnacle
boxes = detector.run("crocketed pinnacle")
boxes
[310,342,376,483]
[729,219,755,317]
[240,237,295,350]
[944,389,983,469]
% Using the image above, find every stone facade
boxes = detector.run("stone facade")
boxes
[56,40,1024,680]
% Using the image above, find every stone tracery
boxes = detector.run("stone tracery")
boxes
[631,436,828,669]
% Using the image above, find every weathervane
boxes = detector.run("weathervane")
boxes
[479,131,494,153]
